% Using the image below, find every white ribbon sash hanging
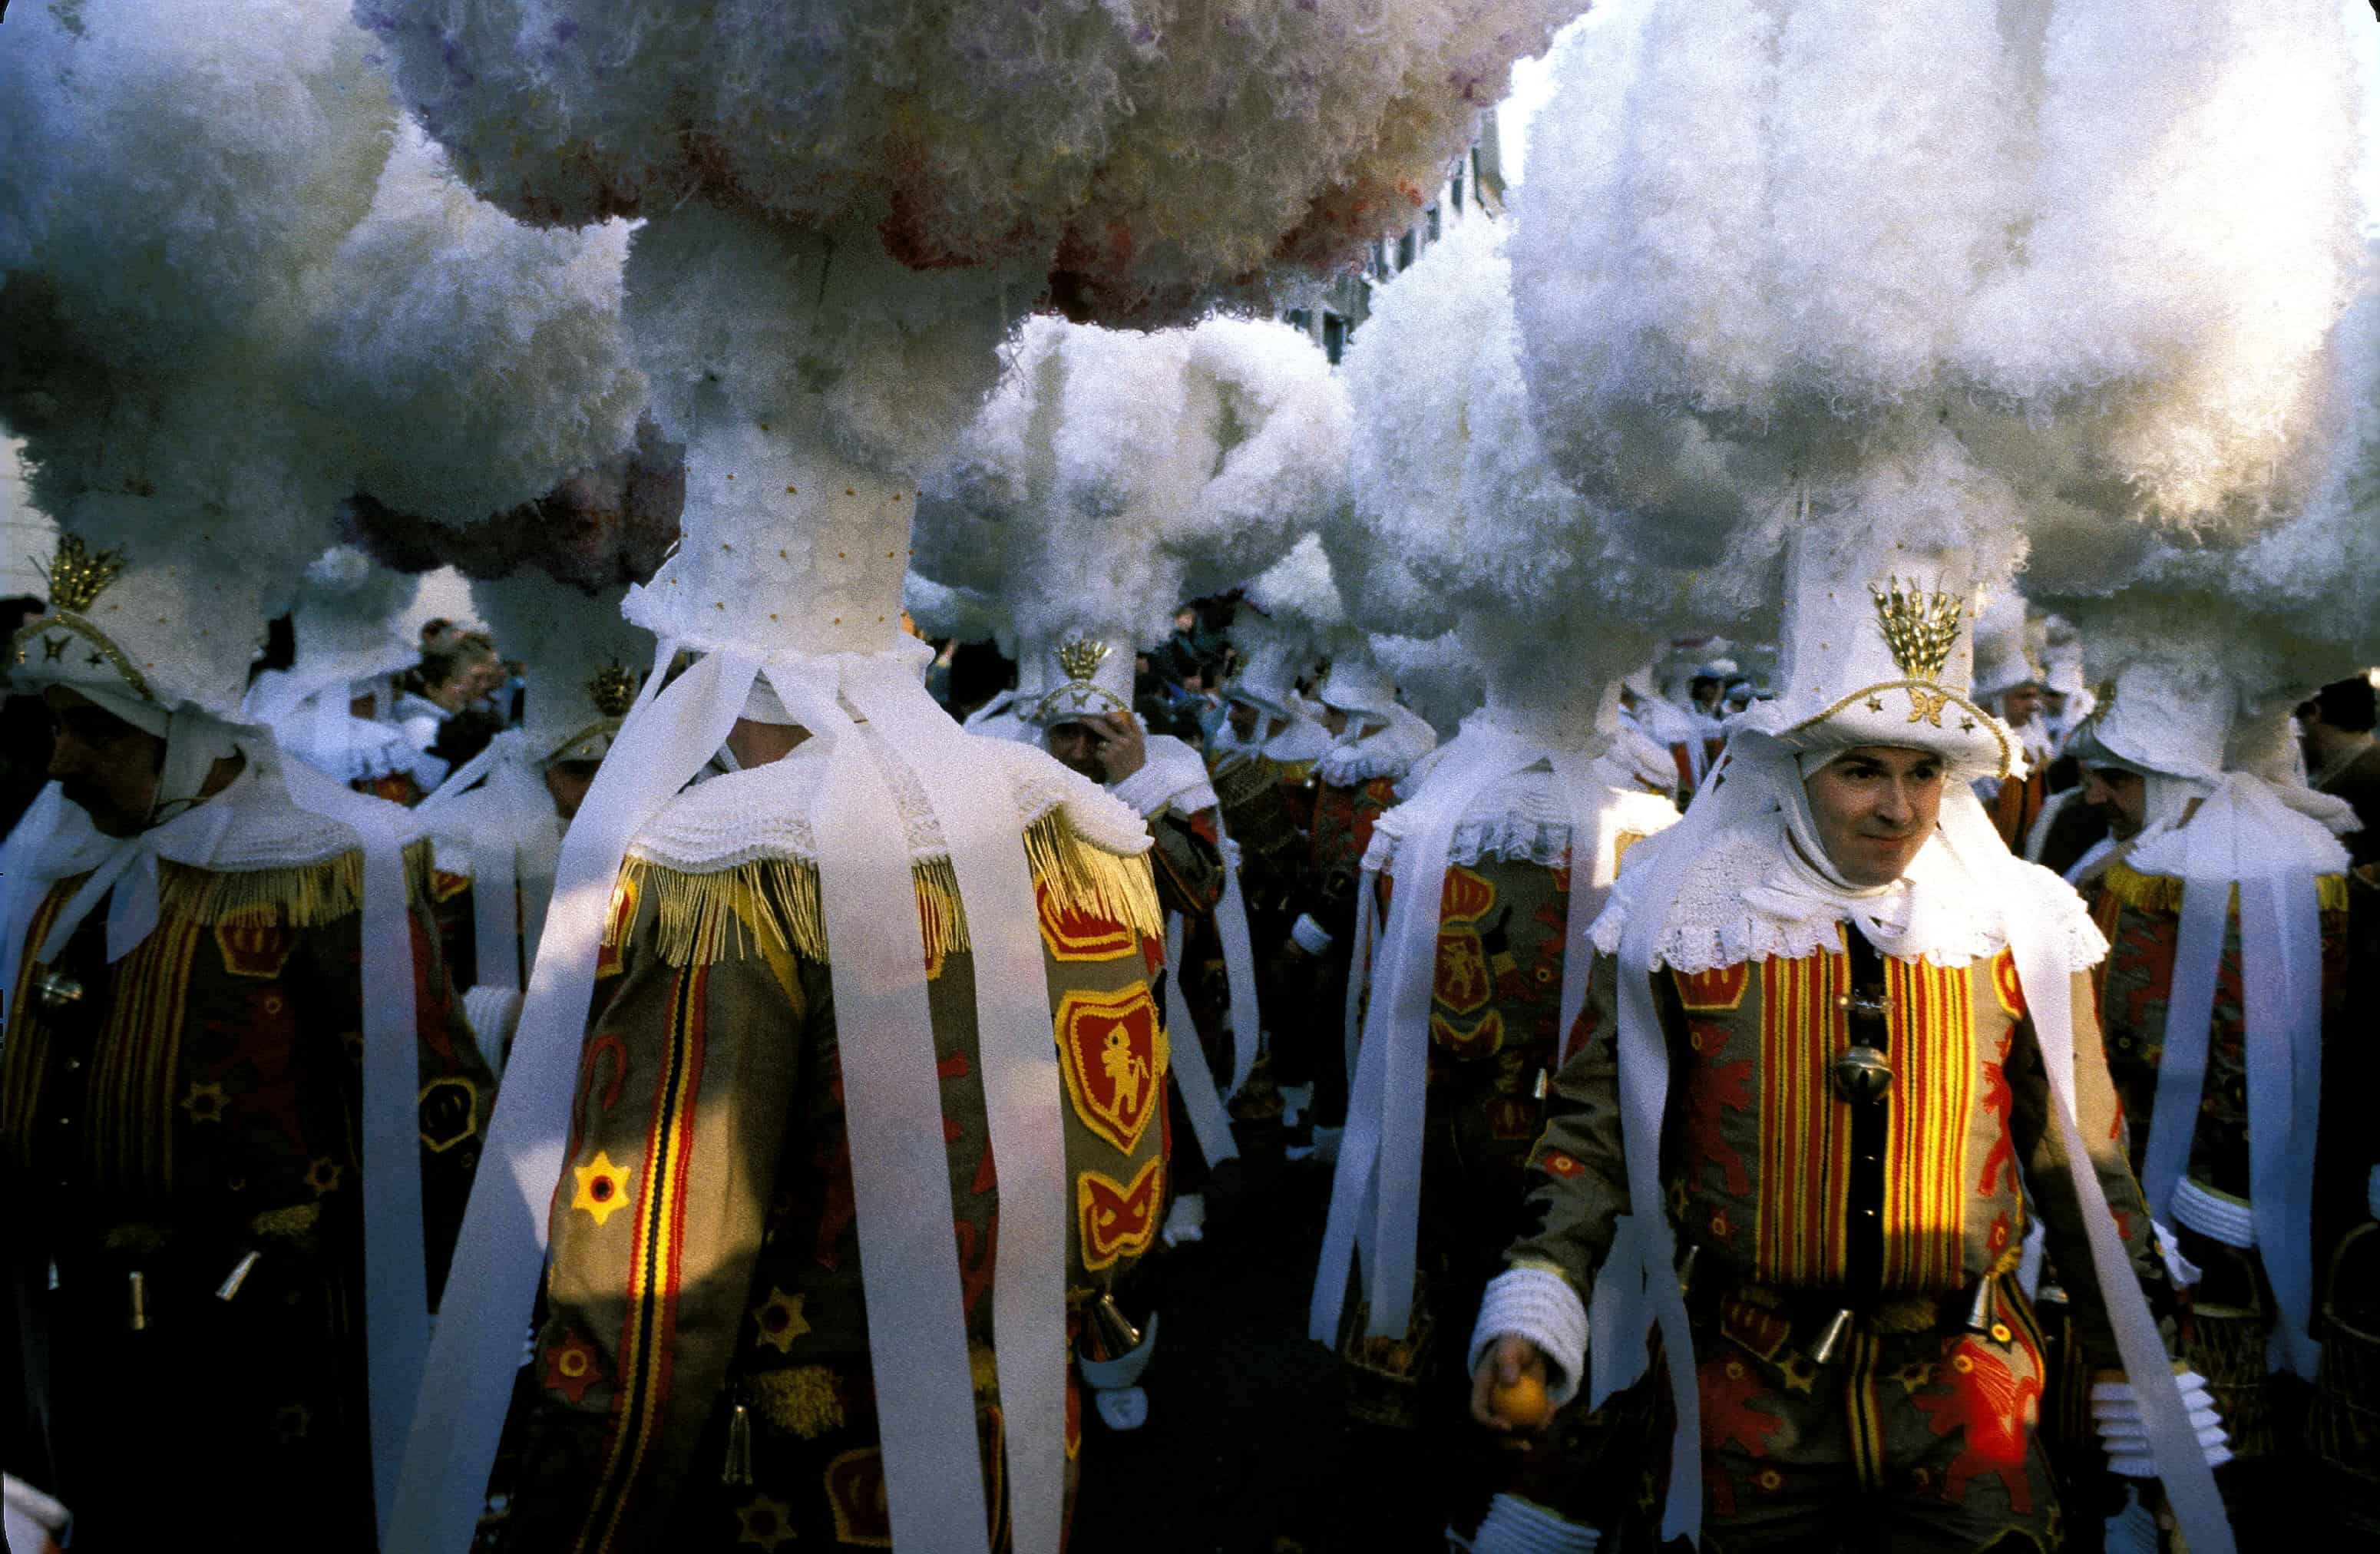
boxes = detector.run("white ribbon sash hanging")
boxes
[1162,909,1240,1169]
[1310,729,1553,1347]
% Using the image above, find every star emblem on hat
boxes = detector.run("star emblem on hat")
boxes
[41,633,68,662]
[1866,696,1884,713]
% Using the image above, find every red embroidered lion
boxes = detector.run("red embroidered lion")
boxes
[1912,1337,2041,1513]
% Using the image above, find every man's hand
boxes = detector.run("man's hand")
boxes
[1091,709,1147,782]
[1470,1334,1555,1434]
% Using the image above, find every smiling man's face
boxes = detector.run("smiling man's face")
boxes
[1802,745,1946,887]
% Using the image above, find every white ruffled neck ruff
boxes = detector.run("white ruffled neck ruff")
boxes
[1589,816,2107,976]
[627,723,1151,873]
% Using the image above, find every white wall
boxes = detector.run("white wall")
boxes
[1,439,57,602]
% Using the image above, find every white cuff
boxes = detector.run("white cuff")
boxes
[461,984,524,1071]
[1079,1311,1159,1390]
[1291,913,1335,956]
[1471,1493,1601,1554]
[1469,1266,1589,1407]
[2091,1370,2230,1476]
[1109,760,1183,820]
[2149,1218,2203,1290]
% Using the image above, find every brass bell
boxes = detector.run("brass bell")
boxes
[35,970,84,1013]
[1830,1044,1893,1102]
[126,1270,149,1333]
[217,1249,263,1303]
[1809,1308,1855,1366]
[1964,1275,1997,1335]
[721,1400,754,1486]
[1091,1292,1145,1357]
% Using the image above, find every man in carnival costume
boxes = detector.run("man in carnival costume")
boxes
[2062,646,2359,1526]
[243,547,450,805]
[1,534,491,1548]
[1972,597,2054,855]
[1469,537,2235,1554]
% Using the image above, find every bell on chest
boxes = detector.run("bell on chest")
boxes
[35,971,84,1013]
[1830,1044,1893,1103]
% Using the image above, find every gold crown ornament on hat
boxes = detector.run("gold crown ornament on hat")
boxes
[1030,632,1132,726]
[586,660,640,719]
[11,534,157,703]
[544,657,644,766]
[39,534,128,613]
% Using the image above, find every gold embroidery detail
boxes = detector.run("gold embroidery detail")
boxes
[571,1149,630,1226]
[2096,861,2349,914]
[1867,576,1964,683]
[11,611,154,703]
[1906,686,1952,727]
[611,812,1162,969]
[752,1365,845,1439]
[38,534,127,612]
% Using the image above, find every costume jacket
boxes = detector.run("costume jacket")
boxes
[1,773,489,1549]
[498,737,1169,1552]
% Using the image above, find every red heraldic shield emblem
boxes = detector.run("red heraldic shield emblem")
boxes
[1053,984,1169,1155]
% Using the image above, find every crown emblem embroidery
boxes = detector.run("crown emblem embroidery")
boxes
[1868,577,1963,684]
[1057,634,1112,686]
[585,660,640,719]
[38,534,127,614]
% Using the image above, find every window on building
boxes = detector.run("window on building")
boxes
[1371,238,1389,282]
[1284,308,1313,338]
[1452,164,1465,213]
[1426,204,1441,243]
[1322,312,1347,366]
[1397,229,1416,271]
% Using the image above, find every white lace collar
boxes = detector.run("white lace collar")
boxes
[1314,704,1435,787]
[628,725,1152,873]
[1588,816,2106,976]
[1108,733,1220,821]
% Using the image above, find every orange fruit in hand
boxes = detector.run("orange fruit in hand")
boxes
[1490,1367,1552,1430]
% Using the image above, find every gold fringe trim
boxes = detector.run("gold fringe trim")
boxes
[612,810,1164,969]
[150,839,435,927]
[2098,861,2349,916]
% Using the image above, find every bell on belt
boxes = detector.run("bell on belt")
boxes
[35,970,84,1012]
[1091,1292,1145,1356]
[1830,1044,1893,1102]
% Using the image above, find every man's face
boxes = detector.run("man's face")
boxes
[2041,689,2068,723]
[544,759,603,822]
[1690,677,1721,711]
[44,685,164,836]
[1801,745,1946,888]
[1227,700,1261,740]
[1046,721,1102,781]
[2081,765,2147,841]
[2002,685,2044,728]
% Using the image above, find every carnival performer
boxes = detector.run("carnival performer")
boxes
[243,547,450,805]
[1469,539,2231,1552]
[2064,652,2358,1526]
[2,533,491,1549]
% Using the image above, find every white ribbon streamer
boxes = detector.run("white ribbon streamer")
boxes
[2134,775,2327,1380]
[1310,728,1559,1347]
[1162,910,1240,1170]
[1211,821,1263,1100]
[836,656,1070,1554]
[273,747,428,1542]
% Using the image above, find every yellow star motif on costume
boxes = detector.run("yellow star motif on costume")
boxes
[572,1151,632,1226]
[1894,1358,1937,1394]
[1904,686,1951,727]
[751,1287,812,1354]
[41,634,68,663]
[1779,1353,1820,1394]
[180,1080,228,1125]
[304,1156,345,1196]
[734,1494,797,1552]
